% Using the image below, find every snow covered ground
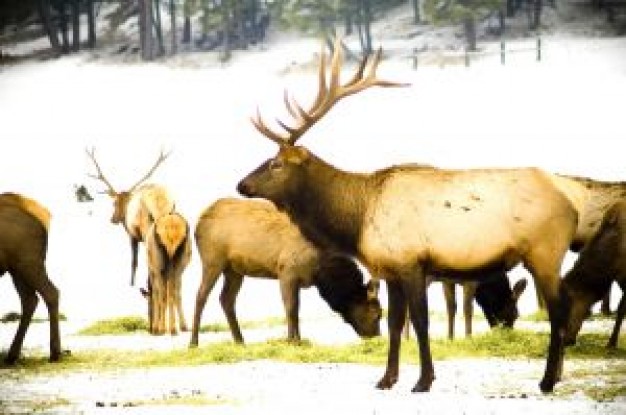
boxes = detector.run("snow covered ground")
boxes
[1,2,626,412]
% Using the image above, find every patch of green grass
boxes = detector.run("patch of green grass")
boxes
[1,311,67,323]
[199,316,285,333]
[78,316,149,335]
[520,309,549,322]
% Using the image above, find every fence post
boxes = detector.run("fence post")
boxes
[413,48,418,70]
[464,48,470,67]
[536,37,541,62]
[500,40,505,65]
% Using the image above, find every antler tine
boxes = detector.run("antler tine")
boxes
[251,109,288,146]
[251,35,408,147]
[85,147,117,197]
[128,149,172,192]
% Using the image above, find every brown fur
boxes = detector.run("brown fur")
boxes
[0,194,60,363]
[239,147,578,394]
[563,200,626,349]
[189,198,381,347]
[146,212,191,335]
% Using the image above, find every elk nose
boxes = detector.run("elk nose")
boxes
[237,180,253,197]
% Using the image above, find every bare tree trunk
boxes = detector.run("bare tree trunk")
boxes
[38,0,61,54]
[87,0,96,48]
[532,0,542,30]
[70,0,80,51]
[220,0,232,62]
[463,17,477,51]
[154,0,165,56]
[410,0,420,24]
[170,0,177,54]
[56,1,70,53]
[139,0,155,60]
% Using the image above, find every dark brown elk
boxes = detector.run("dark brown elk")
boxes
[440,274,527,339]
[563,200,626,349]
[558,174,626,315]
[86,148,174,285]
[0,193,61,363]
[145,211,191,335]
[237,38,579,393]
[189,198,381,347]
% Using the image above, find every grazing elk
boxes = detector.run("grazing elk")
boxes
[145,211,191,335]
[86,148,174,286]
[0,193,61,363]
[439,274,527,339]
[189,197,381,347]
[237,38,579,393]
[563,200,626,349]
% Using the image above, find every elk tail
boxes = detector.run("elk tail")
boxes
[154,213,189,280]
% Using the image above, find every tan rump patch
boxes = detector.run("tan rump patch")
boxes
[155,213,188,257]
[0,192,51,230]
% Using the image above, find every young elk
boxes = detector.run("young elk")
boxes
[145,212,191,335]
[439,274,527,339]
[237,37,579,393]
[0,193,61,363]
[86,148,174,286]
[189,198,381,347]
[563,200,626,349]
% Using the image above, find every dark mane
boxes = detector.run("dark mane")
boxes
[313,254,367,317]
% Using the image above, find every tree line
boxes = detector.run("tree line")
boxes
[0,0,546,61]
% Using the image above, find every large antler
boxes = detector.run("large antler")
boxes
[251,37,408,146]
[128,149,171,193]
[86,147,117,197]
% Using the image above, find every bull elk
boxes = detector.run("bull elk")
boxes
[563,200,626,349]
[237,37,578,393]
[86,148,174,286]
[0,193,61,363]
[190,198,381,347]
[145,211,191,335]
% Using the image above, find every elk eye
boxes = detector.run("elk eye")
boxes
[269,159,284,171]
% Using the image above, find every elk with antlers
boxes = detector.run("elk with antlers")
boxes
[86,148,174,286]
[237,38,579,393]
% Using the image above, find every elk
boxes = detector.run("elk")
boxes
[237,37,579,393]
[439,274,527,339]
[0,193,61,363]
[563,200,626,349]
[145,211,191,335]
[86,148,174,286]
[189,197,382,347]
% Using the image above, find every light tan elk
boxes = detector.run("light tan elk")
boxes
[190,197,381,347]
[86,148,174,285]
[237,38,579,393]
[145,211,191,335]
[0,193,61,363]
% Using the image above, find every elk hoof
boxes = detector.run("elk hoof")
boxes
[375,373,398,390]
[539,377,555,394]
[3,355,18,365]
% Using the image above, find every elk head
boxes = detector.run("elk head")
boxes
[237,37,408,206]
[86,148,170,226]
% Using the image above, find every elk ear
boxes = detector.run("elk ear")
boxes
[512,278,528,301]
[366,279,380,300]
[282,146,310,165]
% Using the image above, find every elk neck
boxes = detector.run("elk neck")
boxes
[285,154,378,256]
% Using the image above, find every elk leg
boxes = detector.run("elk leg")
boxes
[607,288,625,349]
[376,280,406,390]
[174,269,188,332]
[463,282,477,337]
[600,286,612,316]
[220,268,245,343]
[130,236,139,286]
[5,276,39,364]
[403,270,435,393]
[531,266,569,393]
[442,281,456,340]
[189,263,222,348]
[167,277,177,335]
[279,276,301,342]
[151,271,166,335]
